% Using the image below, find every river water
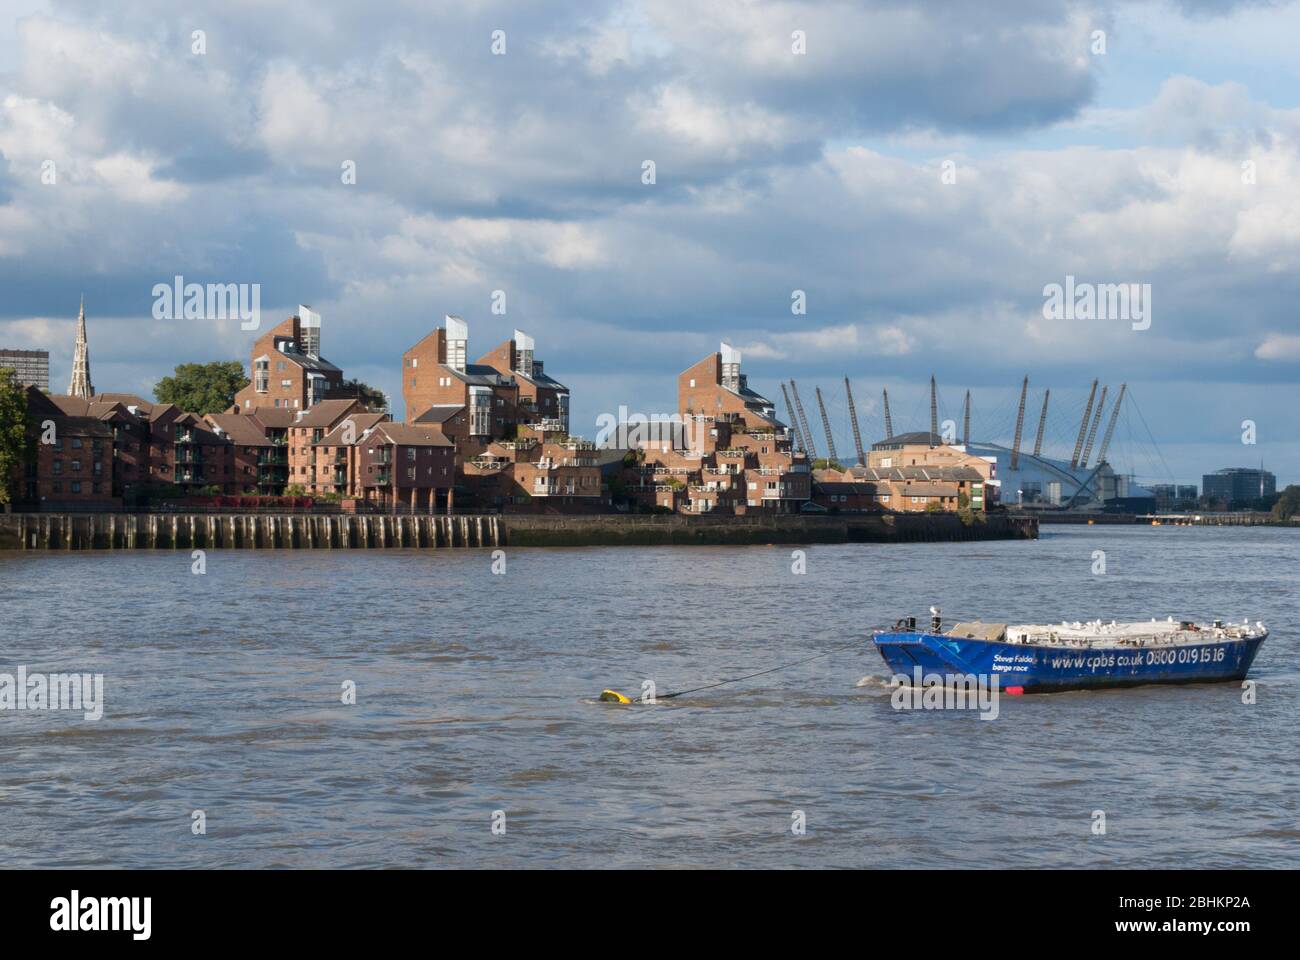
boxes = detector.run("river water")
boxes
[0,525,1296,868]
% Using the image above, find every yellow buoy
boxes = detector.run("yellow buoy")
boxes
[599,689,631,704]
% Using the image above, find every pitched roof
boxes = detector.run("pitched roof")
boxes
[513,366,568,393]
[318,412,388,445]
[848,465,983,483]
[816,481,879,495]
[413,404,466,424]
[454,363,514,387]
[897,482,960,497]
[872,431,946,449]
[268,343,341,374]
[292,398,361,428]
[371,422,453,447]
[206,413,272,445]
[51,415,114,438]
[93,392,154,412]
[246,407,295,429]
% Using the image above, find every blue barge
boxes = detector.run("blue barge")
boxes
[873,615,1267,693]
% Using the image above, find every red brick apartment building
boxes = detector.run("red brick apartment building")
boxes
[232,314,344,412]
[622,343,811,514]
[19,389,242,508]
[401,316,603,511]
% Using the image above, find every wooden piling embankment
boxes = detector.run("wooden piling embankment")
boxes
[0,511,1037,551]
[0,513,503,550]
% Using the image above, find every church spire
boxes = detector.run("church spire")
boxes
[68,294,93,399]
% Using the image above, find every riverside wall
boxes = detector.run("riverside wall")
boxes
[0,510,1037,551]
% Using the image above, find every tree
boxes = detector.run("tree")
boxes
[154,361,249,414]
[1272,485,1300,521]
[0,368,30,506]
[333,378,388,412]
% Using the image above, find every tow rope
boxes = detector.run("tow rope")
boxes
[598,632,883,705]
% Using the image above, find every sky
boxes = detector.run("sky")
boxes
[1,0,1298,487]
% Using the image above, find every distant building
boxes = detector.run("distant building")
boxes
[1151,483,1199,510]
[955,440,1154,511]
[0,348,49,391]
[1202,468,1275,508]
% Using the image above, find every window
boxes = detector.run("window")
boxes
[71,438,82,449]
[689,379,696,388]
[71,481,81,493]
[71,460,81,471]
[406,448,416,461]
[406,467,415,480]
[52,482,61,494]
[277,361,286,371]
[52,460,62,474]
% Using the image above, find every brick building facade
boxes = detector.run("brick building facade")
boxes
[622,343,811,514]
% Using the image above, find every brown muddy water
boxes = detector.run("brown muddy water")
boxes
[0,525,1295,868]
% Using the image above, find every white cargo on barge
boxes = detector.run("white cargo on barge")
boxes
[945,617,1267,649]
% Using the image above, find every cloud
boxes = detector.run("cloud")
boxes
[2,0,1300,483]
[1254,334,1300,360]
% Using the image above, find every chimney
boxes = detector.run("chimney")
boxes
[445,315,468,372]
[299,304,321,357]
[513,329,535,378]
[720,342,741,391]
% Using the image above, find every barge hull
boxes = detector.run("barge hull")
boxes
[873,632,1266,692]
